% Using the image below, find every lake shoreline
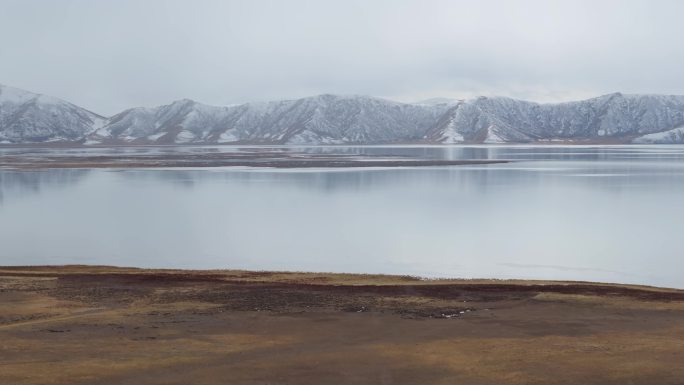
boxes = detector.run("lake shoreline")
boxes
[2,265,683,384]
[0,147,510,169]
[0,156,509,169]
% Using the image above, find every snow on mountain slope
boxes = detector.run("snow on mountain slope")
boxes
[633,126,684,143]
[427,93,684,143]
[425,98,533,143]
[88,99,242,144]
[89,94,448,145]
[282,95,447,144]
[4,83,684,145]
[0,84,105,143]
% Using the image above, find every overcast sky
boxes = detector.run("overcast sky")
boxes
[1,0,683,115]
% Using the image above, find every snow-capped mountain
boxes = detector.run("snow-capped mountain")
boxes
[0,84,105,143]
[88,94,448,145]
[3,84,684,145]
[427,93,684,143]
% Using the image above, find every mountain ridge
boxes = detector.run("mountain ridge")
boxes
[3,83,684,145]
[0,84,106,144]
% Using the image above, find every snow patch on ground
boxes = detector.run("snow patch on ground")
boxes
[633,126,684,144]
[147,132,167,141]
[90,116,107,132]
[94,126,112,137]
[287,131,345,145]
[484,126,505,143]
[176,130,196,143]
[441,119,465,143]
[218,131,239,143]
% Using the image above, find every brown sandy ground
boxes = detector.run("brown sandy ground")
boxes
[1,266,683,385]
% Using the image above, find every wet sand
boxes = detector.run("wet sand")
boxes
[1,266,683,385]
[0,150,508,169]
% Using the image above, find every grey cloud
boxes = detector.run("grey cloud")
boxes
[1,0,683,116]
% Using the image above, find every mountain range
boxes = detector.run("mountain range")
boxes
[2,84,684,145]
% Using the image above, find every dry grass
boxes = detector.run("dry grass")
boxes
[1,266,683,385]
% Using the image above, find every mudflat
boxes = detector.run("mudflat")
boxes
[0,149,507,169]
[1,266,683,385]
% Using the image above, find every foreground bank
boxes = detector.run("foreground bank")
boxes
[1,266,683,385]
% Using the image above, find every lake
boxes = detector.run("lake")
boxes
[1,145,684,288]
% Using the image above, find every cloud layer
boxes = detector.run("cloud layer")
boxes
[2,0,682,115]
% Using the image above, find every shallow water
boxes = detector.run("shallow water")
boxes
[1,145,684,288]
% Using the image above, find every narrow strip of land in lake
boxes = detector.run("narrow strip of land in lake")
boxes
[0,151,509,169]
[1,266,683,385]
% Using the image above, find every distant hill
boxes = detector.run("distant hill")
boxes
[2,84,684,145]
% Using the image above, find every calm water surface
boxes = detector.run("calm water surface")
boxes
[1,145,684,288]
